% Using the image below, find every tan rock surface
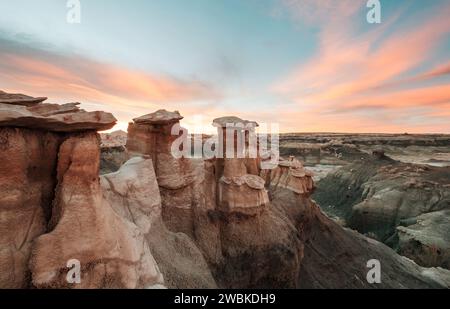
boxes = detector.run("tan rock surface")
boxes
[101,157,217,288]
[0,127,63,288]
[0,90,47,106]
[0,91,117,132]
[30,133,163,288]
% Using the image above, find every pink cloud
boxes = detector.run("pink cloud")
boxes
[272,1,450,133]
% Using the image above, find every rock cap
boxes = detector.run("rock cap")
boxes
[213,116,259,128]
[0,90,47,106]
[133,109,183,125]
[0,91,117,132]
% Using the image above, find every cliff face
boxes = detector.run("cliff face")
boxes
[0,127,62,288]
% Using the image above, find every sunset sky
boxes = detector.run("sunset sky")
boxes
[0,0,449,133]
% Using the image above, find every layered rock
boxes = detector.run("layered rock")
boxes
[271,187,450,288]
[0,91,116,132]
[213,116,269,214]
[30,133,163,288]
[0,91,164,289]
[0,127,62,288]
[261,156,315,195]
[101,157,216,288]
[396,210,450,269]
[100,130,128,174]
[313,153,450,269]
[126,110,198,237]
[196,117,302,288]
[0,90,47,106]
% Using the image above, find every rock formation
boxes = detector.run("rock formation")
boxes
[101,157,216,288]
[313,152,450,270]
[0,91,167,288]
[126,110,198,236]
[261,156,315,195]
[100,130,128,174]
[30,133,163,288]
[0,100,116,132]
[0,90,47,106]
[212,116,269,214]
[1,90,450,290]
[396,210,450,269]
[0,127,62,288]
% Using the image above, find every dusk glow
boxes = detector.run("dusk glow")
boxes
[1,0,449,133]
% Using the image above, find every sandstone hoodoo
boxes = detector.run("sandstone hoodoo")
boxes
[212,116,269,214]
[120,107,450,288]
[0,90,153,289]
[261,156,315,195]
[126,109,197,236]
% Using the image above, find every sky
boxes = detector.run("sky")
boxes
[0,0,449,133]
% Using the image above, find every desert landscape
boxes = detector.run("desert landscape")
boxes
[1,0,449,295]
[1,90,449,289]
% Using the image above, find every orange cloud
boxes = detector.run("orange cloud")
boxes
[272,1,450,133]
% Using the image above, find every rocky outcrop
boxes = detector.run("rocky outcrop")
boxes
[0,90,47,106]
[0,127,63,288]
[313,153,450,269]
[126,110,198,237]
[261,156,315,195]
[101,157,216,288]
[271,187,450,288]
[396,210,450,269]
[30,133,163,288]
[0,91,161,289]
[196,117,302,288]
[100,131,128,174]
[0,92,116,132]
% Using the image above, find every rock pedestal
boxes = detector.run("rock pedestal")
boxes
[126,110,197,236]
[261,156,315,195]
[212,116,269,215]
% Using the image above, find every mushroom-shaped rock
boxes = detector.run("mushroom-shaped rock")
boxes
[0,91,117,132]
[133,109,183,125]
[0,90,47,106]
[0,103,117,132]
[261,157,315,195]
